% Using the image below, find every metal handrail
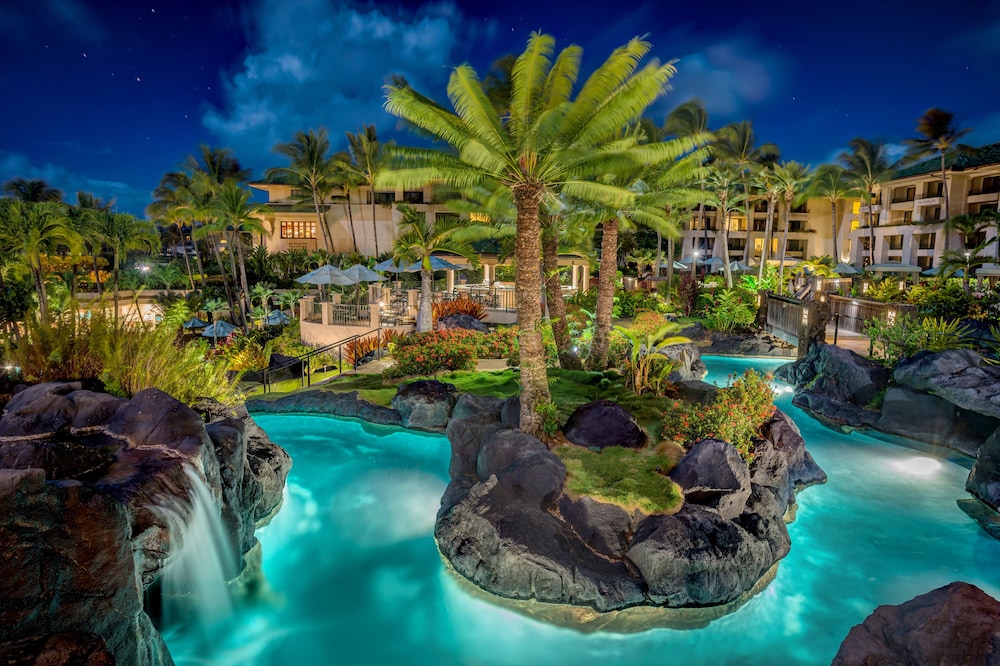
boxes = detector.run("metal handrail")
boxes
[261,327,384,393]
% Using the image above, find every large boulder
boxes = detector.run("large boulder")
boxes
[895,349,1000,421]
[659,343,708,382]
[246,389,402,426]
[437,313,489,333]
[777,343,890,407]
[563,400,647,450]
[705,332,796,358]
[832,582,1000,666]
[0,632,115,666]
[669,439,751,520]
[877,387,995,456]
[968,427,1000,511]
[894,348,982,391]
[435,401,824,617]
[391,380,458,432]
[0,384,291,665]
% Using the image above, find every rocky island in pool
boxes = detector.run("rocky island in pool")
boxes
[433,391,826,629]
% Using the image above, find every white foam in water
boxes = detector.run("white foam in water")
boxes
[151,465,237,641]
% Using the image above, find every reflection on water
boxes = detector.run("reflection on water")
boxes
[166,358,1000,665]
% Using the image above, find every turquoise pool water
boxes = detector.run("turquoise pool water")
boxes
[168,356,1000,665]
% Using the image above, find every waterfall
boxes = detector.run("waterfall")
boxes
[151,464,237,642]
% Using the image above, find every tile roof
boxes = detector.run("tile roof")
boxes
[893,142,1000,179]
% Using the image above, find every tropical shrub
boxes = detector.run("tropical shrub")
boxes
[388,328,520,377]
[613,323,687,395]
[906,281,974,320]
[505,324,559,367]
[864,278,906,303]
[676,273,700,317]
[629,311,668,337]
[920,316,973,353]
[566,287,598,311]
[865,314,973,366]
[704,288,757,333]
[344,329,402,367]
[432,295,487,322]
[660,369,776,461]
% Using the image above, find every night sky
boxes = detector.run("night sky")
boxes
[3,0,1000,216]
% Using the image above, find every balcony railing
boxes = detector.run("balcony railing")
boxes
[969,186,1000,196]
[891,196,915,204]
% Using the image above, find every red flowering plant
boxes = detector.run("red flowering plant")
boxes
[385,328,519,378]
[660,369,776,461]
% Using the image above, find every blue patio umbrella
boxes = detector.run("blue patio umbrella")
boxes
[265,310,291,326]
[834,262,862,276]
[921,266,964,277]
[373,258,408,273]
[201,320,237,340]
[182,316,208,329]
[405,256,466,272]
[295,264,353,286]
[342,264,387,283]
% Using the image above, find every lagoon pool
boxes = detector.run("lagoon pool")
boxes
[167,356,1000,665]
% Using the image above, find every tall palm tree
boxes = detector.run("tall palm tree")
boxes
[663,100,712,263]
[345,124,388,256]
[2,177,64,203]
[331,151,361,253]
[268,128,338,253]
[704,164,743,288]
[715,120,780,263]
[946,212,988,249]
[0,199,78,321]
[751,166,782,279]
[902,108,972,233]
[390,205,480,332]
[773,161,812,293]
[808,164,856,262]
[91,211,159,323]
[70,192,114,295]
[939,238,997,293]
[840,138,893,265]
[210,180,275,322]
[977,208,1000,261]
[380,32,681,436]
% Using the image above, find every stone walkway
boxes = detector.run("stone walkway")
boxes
[825,324,871,356]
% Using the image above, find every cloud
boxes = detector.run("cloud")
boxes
[0,149,151,216]
[0,0,107,45]
[666,37,785,119]
[203,0,485,175]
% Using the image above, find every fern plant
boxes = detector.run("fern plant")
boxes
[612,323,689,395]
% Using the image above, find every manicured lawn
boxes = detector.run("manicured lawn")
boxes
[554,444,683,514]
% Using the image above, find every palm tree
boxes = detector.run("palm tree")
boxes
[209,180,275,322]
[773,161,812,293]
[663,100,712,265]
[939,238,997,293]
[978,208,1000,261]
[268,128,338,253]
[345,124,388,256]
[903,108,972,235]
[331,151,361,253]
[0,199,78,321]
[840,138,893,265]
[715,120,779,263]
[704,164,742,288]
[380,32,681,436]
[203,297,227,344]
[946,212,988,250]
[751,166,782,279]
[808,164,856,262]
[91,211,159,323]
[390,205,480,332]
[2,177,63,202]
[149,172,207,290]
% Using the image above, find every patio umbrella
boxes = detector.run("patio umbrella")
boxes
[373,258,408,273]
[678,254,705,266]
[921,266,964,277]
[295,264,353,286]
[265,310,291,326]
[728,260,753,272]
[201,320,237,339]
[658,261,690,270]
[403,256,466,272]
[866,262,923,273]
[703,255,725,272]
[182,316,208,329]
[834,262,862,275]
[342,264,387,283]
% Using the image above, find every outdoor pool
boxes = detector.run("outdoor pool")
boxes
[166,356,1000,665]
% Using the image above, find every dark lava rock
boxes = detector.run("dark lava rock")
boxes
[877,387,996,456]
[777,342,890,406]
[894,349,982,392]
[0,632,115,666]
[705,332,796,358]
[500,395,520,429]
[437,313,489,333]
[674,380,718,405]
[0,384,290,665]
[563,400,647,450]
[659,343,708,382]
[832,582,1000,666]
[435,402,824,614]
[451,393,505,422]
[957,498,1000,540]
[669,439,751,520]
[246,389,399,425]
[790,391,880,429]
[968,427,1000,511]
[895,349,1000,421]
[391,380,458,432]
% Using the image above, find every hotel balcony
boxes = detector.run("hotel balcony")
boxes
[914,196,943,208]
[968,189,1000,205]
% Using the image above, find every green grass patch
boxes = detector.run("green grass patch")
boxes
[554,445,684,514]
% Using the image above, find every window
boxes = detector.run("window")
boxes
[290,188,306,199]
[926,206,941,221]
[860,237,871,250]
[436,212,459,225]
[888,235,903,251]
[728,238,746,251]
[791,203,808,214]
[918,233,936,250]
[906,186,916,201]
[984,176,1000,194]
[752,220,766,232]
[789,220,805,232]
[785,239,806,253]
[917,256,933,270]
[926,182,943,197]
[374,191,396,205]
[280,221,316,239]
[403,190,424,204]
[902,210,913,224]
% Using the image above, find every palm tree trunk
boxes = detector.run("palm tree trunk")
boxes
[90,248,103,295]
[654,230,662,278]
[211,238,236,325]
[779,200,792,294]
[588,218,617,371]
[721,211,733,288]
[191,223,208,289]
[31,260,48,323]
[112,253,120,325]
[941,153,950,253]
[831,199,839,262]
[225,234,246,329]
[667,236,675,301]
[742,175,753,263]
[313,192,332,253]
[180,240,195,291]
[371,197,379,256]
[235,234,253,324]
[512,184,551,437]
[543,232,580,370]
[346,190,359,253]
[759,198,775,280]
[417,266,433,332]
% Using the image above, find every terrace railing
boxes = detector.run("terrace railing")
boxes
[259,327,385,393]
[827,295,917,335]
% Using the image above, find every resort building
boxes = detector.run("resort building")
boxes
[845,142,1000,270]
[679,196,855,266]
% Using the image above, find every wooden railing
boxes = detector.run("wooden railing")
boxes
[762,292,829,357]
[259,328,384,393]
[827,295,917,334]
